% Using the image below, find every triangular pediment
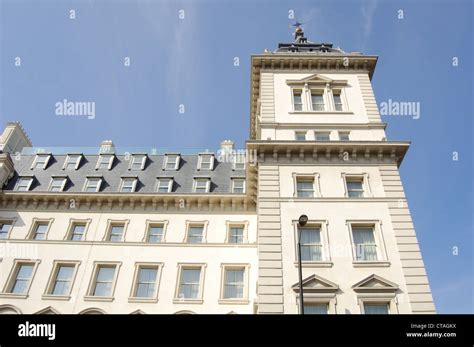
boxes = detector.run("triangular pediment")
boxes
[287,74,347,86]
[130,309,146,315]
[352,274,399,293]
[35,306,60,314]
[292,274,338,293]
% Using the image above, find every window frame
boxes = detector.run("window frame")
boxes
[83,177,103,192]
[293,220,332,266]
[15,176,34,191]
[1,259,40,298]
[292,89,304,111]
[198,153,215,171]
[84,261,121,301]
[219,264,250,304]
[347,220,389,266]
[293,173,321,198]
[314,131,331,141]
[310,89,326,111]
[233,154,246,170]
[95,154,114,170]
[156,177,173,193]
[27,218,53,241]
[231,178,246,194]
[331,88,346,112]
[0,218,16,240]
[42,260,80,299]
[119,177,138,193]
[129,154,147,171]
[129,262,163,302]
[31,154,51,170]
[65,219,91,241]
[163,154,180,171]
[143,220,168,243]
[225,221,248,244]
[48,176,67,192]
[338,131,350,141]
[103,220,129,242]
[295,131,307,141]
[63,154,82,170]
[193,178,210,193]
[173,263,207,304]
[342,173,372,198]
[184,221,208,244]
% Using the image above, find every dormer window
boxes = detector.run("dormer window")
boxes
[232,178,245,193]
[310,90,325,111]
[31,154,50,170]
[193,178,210,193]
[64,154,82,170]
[15,177,33,191]
[49,177,67,192]
[84,177,102,192]
[198,154,214,170]
[96,155,114,170]
[120,177,137,192]
[233,154,245,170]
[130,154,147,171]
[292,90,303,111]
[164,154,180,170]
[156,178,173,193]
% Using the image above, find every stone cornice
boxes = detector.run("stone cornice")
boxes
[0,192,256,212]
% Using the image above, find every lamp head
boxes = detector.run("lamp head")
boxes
[298,215,308,227]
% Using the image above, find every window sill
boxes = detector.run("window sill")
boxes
[289,111,353,115]
[128,297,159,303]
[353,261,391,267]
[218,299,250,305]
[83,295,114,302]
[0,293,28,299]
[294,261,333,268]
[173,299,204,304]
[42,294,71,301]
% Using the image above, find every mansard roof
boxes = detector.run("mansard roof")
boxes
[4,152,245,194]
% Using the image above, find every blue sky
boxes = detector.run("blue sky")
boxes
[0,0,472,313]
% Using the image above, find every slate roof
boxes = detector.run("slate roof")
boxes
[5,153,245,194]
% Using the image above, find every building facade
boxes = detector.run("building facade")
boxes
[0,28,435,314]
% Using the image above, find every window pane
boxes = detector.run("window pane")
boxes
[34,224,48,240]
[224,269,244,299]
[333,94,343,111]
[295,132,306,141]
[52,266,74,295]
[293,92,303,111]
[166,155,178,169]
[300,227,322,261]
[297,180,314,198]
[0,223,12,239]
[109,226,124,242]
[179,269,201,299]
[12,264,33,294]
[339,132,350,141]
[157,179,171,193]
[187,227,203,243]
[229,227,244,244]
[311,93,325,111]
[315,134,330,141]
[305,303,328,314]
[71,224,85,240]
[148,226,163,243]
[136,268,158,298]
[93,267,115,296]
[364,303,389,314]
[353,228,377,261]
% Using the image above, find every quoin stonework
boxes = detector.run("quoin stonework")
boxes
[0,27,435,314]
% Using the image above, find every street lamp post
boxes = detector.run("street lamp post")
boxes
[297,214,308,315]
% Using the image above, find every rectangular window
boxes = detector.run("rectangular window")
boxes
[49,177,66,192]
[339,132,350,141]
[299,226,322,261]
[186,225,203,243]
[233,155,245,170]
[15,177,33,191]
[199,154,214,170]
[223,268,244,299]
[346,178,364,197]
[147,225,164,243]
[108,224,125,242]
[333,92,343,111]
[91,265,117,297]
[130,155,146,170]
[228,226,244,244]
[50,265,75,296]
[305,303,328,314]
[352,227,378,261]
[97,155,114,170]
[64,155,81,170]
[178,267,202,299]
[293,90,303,111]
[84,177,102,192]
[232,178,245,193]
[134,266,158,298]
[69,223,86,241]
[33,155,50,169]
[315,132,330,141]
[164,154,179,170]
[0,221,12,239]
[295,132,307,141]
[296,178,314,198]
[120,178,137,192]
[194,178,210,193]
[364,303,389,314]
[311,91,325,111]
[32,222,49,240]
[9,263,35,294]
[156,178,172,193]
